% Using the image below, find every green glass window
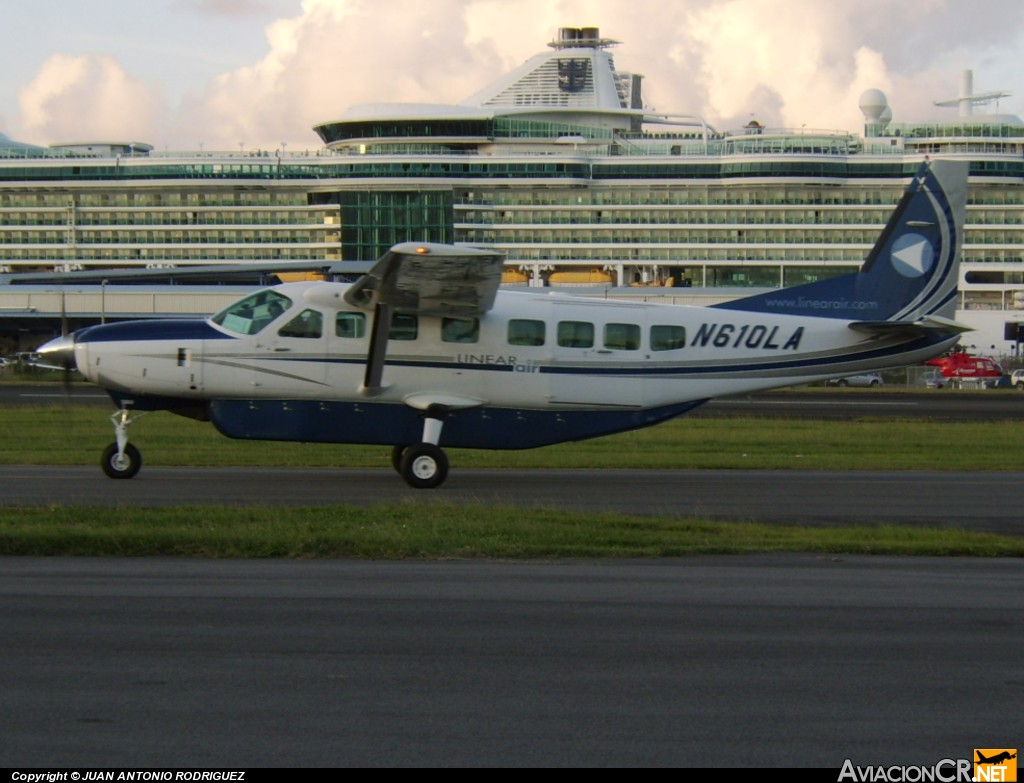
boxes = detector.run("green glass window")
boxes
[604,323,641,351]
[508,319,545,346]
[211,289,291,336]
[278,309,323,339]
[557,321,594,348]
[390,313,418,341]
[651,325,687,352]
[335,312,366,339]
[441,317,479,344]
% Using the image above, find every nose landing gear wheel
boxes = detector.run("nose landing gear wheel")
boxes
[101,442,142,479]
[399,443,449,489]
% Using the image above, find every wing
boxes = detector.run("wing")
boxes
[344,242,505,317]
[342,242,506,394]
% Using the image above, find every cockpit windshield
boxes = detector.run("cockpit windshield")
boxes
[211,290,292,335]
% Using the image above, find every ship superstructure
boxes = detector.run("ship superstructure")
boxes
[1,26,1023,351]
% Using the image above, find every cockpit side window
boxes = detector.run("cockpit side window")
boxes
[211,290,292,335]
[278,309,323,339]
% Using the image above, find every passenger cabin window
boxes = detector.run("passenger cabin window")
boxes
[651,325,687,352]
[390,313,418,341]
[508,319,545,346]
[442,317,479,344]
[604,322,641,351]
[557,320,594,348]
[278,309,323,339]
[211,290,292,335]
[336,312,366,339]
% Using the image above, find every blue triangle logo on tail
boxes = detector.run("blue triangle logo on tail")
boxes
[891,233,934,278]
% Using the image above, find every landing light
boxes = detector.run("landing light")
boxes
[415,246,430,255]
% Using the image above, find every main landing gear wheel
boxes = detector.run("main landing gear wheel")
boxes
[399,443,449,489]
[101,442,142,479]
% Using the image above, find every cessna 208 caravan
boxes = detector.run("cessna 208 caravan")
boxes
[40,160,969,488]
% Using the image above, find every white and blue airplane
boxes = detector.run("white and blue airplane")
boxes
[39,159,969,488]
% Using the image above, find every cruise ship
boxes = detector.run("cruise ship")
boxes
[1,26,1023,354]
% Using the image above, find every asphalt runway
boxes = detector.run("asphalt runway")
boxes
[2,555,1020,768]
[3,386,1021,768]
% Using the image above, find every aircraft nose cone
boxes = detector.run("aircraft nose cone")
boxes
[36,333,78,371]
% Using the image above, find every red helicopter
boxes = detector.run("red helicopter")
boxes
[925,350,1003,380]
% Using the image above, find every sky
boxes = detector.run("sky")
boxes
[1,0,1022,152]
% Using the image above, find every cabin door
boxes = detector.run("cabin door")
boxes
[548,306,649,408]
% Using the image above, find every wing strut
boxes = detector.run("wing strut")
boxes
[344,242,505,396]
[362,302,393,395]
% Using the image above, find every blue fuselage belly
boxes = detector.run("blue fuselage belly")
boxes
[206,398,707,449]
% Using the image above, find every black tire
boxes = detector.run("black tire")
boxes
[101,442,142,479]
[390,444,408,473]
[836,379,848,387]
[399,443,449,489]
[869,379,880,387]
[1016,382,1024,391]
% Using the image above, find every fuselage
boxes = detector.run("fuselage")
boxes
[69,280,955,431]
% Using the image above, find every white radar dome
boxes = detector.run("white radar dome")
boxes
[859,89,889,121]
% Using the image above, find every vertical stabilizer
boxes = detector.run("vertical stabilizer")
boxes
[716,159,968,322]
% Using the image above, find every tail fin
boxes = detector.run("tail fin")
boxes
[715,159,968,322]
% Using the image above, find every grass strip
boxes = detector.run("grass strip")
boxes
[5,405,1024,471]
[0,503,1020,558]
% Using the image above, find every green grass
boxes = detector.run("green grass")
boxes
[2,403,1023,558]
[4,403,1024,471]
[1,504,1020,558]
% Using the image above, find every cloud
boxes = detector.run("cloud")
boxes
[177,0,509,150]
[174,0,280,14]
[17,53,161,143]
[8,0,1023,149]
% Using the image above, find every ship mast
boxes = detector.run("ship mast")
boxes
[934,69,1010,118]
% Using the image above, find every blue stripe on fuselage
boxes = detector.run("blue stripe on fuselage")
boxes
[275,332,951,377]
[75,319,235,343]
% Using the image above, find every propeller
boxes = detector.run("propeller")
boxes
[36,289,79,391]
[35,331,77,374]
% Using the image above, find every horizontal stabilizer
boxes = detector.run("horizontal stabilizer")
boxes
[849,314,974,339]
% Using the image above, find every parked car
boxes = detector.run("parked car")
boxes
[985,375,1014,389]
[826,373,883,387]
[1012,369,1024,390]
[922,371,947,389]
